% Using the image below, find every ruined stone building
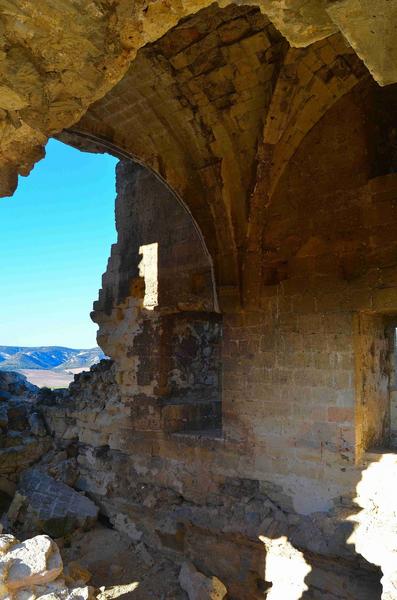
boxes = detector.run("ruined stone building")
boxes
[2,1,397,598]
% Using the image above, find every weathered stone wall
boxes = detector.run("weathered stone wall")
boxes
[7,2,397,598]
[41,79,397,598]
[220,79,397,511]
[43,362,382,599]
[93,162,222,434]
[96,161,216,315]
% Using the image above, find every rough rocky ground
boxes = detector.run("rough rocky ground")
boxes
[61,526,186,600]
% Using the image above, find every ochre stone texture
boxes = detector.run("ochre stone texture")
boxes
[42,77,397,598]
[93,162,222,433]
[61,4,368,296]
[1,0,396,196]
[5,2,397,599]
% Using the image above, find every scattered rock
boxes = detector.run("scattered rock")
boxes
[179,562,227,600]
[0,374,52,477]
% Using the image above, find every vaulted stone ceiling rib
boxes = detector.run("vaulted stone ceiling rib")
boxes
[58,4,368,301]
[0,0,396,200]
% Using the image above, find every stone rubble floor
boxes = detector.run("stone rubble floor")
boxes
[60,524,187,600]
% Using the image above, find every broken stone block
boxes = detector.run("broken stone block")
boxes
[0,437,51,475]
[179,562,227,600]
[51,460,79,488]
[0,534,63,591]
[15,469,98,538]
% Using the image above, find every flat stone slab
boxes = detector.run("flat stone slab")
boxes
[17,469,98,537]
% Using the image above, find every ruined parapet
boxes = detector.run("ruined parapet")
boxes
[0,372,51,503]
[0,371,39,400]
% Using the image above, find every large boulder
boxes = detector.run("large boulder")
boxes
[179,562,227,600]
[0,535,62,590]
[9,469,98,538]
[0,534,95,599]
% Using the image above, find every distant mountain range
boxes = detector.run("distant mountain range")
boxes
[0,346,105,372]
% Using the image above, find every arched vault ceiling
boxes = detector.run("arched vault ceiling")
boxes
[61,5,288,292]
[0,0,396,198]
[58,5,368,299]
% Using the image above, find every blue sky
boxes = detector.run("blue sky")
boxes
[0,139,117,348]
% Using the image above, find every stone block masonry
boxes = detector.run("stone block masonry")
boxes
[6,1,397,597]
[45,78,397,594]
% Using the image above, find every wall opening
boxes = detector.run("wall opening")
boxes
[0,139,117,388]
[93,160,223,435]
[139,242,159,310]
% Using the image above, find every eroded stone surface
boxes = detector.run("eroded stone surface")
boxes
[0,373,51,487]
[327,0,397,86]
[0,372,38,400]
[3,2,397,599]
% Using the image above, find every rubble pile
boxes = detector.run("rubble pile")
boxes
[0,369,227,599]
